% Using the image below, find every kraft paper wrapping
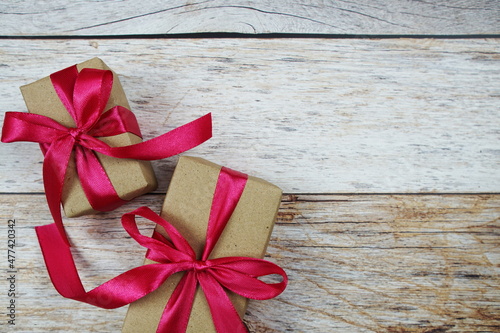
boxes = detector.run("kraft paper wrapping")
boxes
[20,58,157,217]
[122,156,282,333]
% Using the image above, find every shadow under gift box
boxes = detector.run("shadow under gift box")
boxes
[20,58,157,217]
[122,156,283,333]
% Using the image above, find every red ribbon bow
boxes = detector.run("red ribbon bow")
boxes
[1,65,212,244]
[36,167,288,332]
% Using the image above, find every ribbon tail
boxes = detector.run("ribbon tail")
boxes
[75,146,127,212]
[157,271,198,333]
[36,222,185,308]
[91,113,212,160]
[198,272,248,333]
[36,223,86,298]
[43,137,75,245]
[1,112,68,143]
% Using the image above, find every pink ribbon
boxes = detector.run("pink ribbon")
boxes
[1,64,212,244]
[36,167,288,332]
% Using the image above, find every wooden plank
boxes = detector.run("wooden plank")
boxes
[0,193,498,332]
[0,38,499,193]
[1,0,499,36]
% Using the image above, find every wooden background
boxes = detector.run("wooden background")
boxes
[0,1,499,332]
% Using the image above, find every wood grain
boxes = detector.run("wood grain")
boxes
[0,193,498,332]
[1,4,499,331]
[1,38,499,194]
[1,0,499,36]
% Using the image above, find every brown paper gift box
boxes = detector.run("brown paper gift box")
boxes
[20,57,157,217]
[122,156,282,333]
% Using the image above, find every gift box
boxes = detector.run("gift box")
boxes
[122,156,283,332]
[19,57,157,217]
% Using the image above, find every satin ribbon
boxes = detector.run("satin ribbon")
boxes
[36,167,288,333]
[1,65,212,244]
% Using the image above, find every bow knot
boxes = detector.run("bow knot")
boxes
[193,260,206,271]
[193,260,210,271]
[68,127,85,141]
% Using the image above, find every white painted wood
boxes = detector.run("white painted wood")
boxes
[1,38,499,193]
[0,1,497,332]
[1,0,499,36]
[0,194,498,332]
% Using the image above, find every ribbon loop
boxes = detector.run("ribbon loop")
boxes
[198,272,249,333]
[123,207,196,263]
[71,68,113,129]
[207,259,288,300]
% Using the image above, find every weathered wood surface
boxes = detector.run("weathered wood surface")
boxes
[1,0,499,36]
[0,194,498,332]
[1,38,499,194]
[1,2,499,331]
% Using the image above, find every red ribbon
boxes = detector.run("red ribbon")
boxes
[36,167,288,333]
[1,65,212,244]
